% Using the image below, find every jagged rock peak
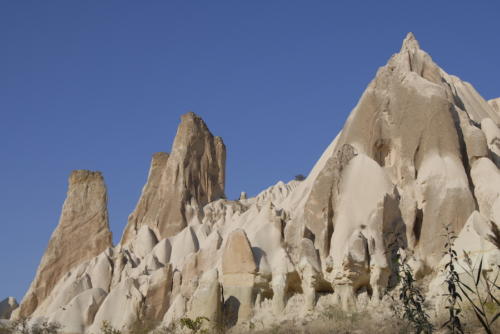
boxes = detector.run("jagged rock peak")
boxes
[151,152,170,168]
[69,169,103,184]
[401,32,420,51]
[121,111,226,244]
[15,170,112,318]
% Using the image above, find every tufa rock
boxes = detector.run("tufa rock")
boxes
[488,97,500,116]
[16,170,112,318]
[121,112,226,243]
[222,229,257,325]
[13,34,500,331]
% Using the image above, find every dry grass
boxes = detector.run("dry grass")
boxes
[242,306,408,334]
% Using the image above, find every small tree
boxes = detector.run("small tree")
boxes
[1,318,61,334]
[294,174,306,181]
[179,317,209,334]
[398,259,434,334]
[440,222,500,334]
[441,225,464,333]
[100,321,121,334]
[31,320,61,334]
[456,252,499,334]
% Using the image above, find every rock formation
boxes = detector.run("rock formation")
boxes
[0,297,17,319]
[4,34,500,333]
[15,171,112,319]
[121,112,226,244]
[489,97,500,115]
[221,229,257,324]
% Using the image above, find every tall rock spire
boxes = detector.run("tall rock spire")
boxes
[305,32,479,269]
[17,170,112,318]
[401,32,420,51]
[121,112,226,244]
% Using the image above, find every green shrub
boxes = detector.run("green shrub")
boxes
[100,321,121,334]
[441,225,465,333]
[179,317,209,334]
[0,318,61,334]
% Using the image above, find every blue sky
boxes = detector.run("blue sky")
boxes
[1,1,499,301]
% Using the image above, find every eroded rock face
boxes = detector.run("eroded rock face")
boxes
[489,97,500,116]
[122,112,226,244]
[304,144,357,259]
[17,170,112,318]
[306,33,477,272]
[47,288,107,333]
[123,152,169,243]
[222,229,257,324]
[481,118,500,166]
[187,269,222,327]
[13,34,500,332]
[143,264,173,321]
[328,154,399,308]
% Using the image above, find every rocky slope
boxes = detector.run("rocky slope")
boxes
[3,33,499,332]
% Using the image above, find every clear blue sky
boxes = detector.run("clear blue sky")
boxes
[1,1,499,301]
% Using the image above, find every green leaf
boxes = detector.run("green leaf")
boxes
[476,257,483,286]
[459,282,474,293]
[473,308,492,334]
[458,285,485,316]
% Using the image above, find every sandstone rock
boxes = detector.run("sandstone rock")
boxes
[222,229,256,325]
[169,226,199,270]
[202,199,246,229]
[14,33,500,332]
[481,118,500,166]
[328,154,396,299]
[162,294,186,328]
[471,157,500,219]
[187,269,222,326]
[429,211,500,300]
[297,239,322,311]
[303,144,357,259]
[180,253,201,299]
[89,278,143,332]
[85,251,114,292]
[253,181,298,207]
[122,112,226,243]
[0,297,18,319]
[122,152,169,244]
[36,270,93,317]
[151,238,172,266]
[47,288,107,333]
[488,97,500,116]
[17,170,112,318]
[455,108,488,163]
[318,33,475,271]
[143,265,173,321]
[222,229,257,276]
[131,225,158,259]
